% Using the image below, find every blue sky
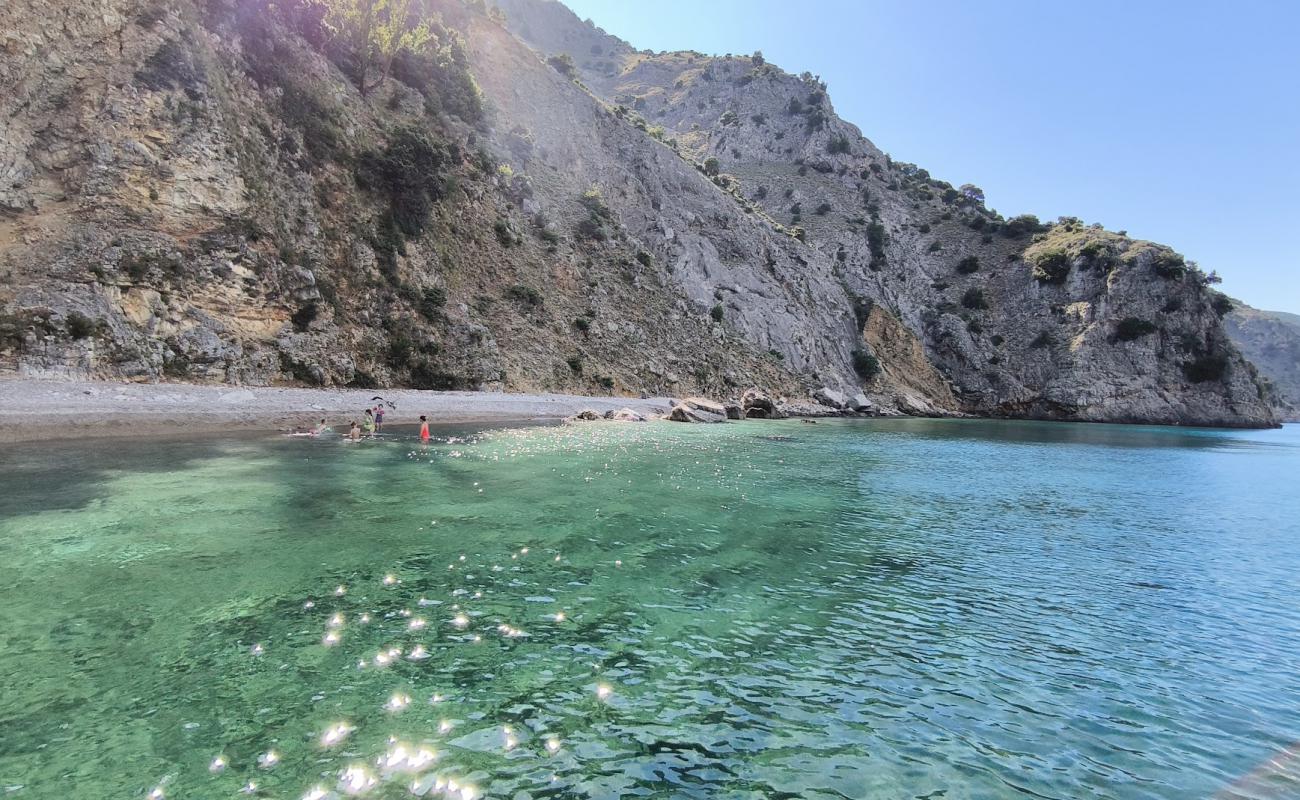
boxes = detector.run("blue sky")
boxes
[561,0,1300,313]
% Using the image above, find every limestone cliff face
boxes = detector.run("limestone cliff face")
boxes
[0,0,1278,426]
[1225,304,1300,421]
[0,0,798,397]
[496,0,1278,428]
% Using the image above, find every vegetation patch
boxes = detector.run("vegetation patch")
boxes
[576,186,613,241]
[505,284,543,307]
[1029,248,1071,284]
[356,126,447,239]
[961,288,988,310]
[1114,317,1156,341]
[1183,354,1227,383]
[851,349,881,381]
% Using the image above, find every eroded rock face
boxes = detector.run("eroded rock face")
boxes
[496,0,1277,428]
[0,0,800,398]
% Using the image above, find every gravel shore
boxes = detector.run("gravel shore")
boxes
[0,379,675,442]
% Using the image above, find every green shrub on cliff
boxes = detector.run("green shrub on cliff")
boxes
[1114,317,1157,341]
[1184,354,1227,383]
[1029,248,1071,284]
[852,349,881,380]
[1149,250,1187,279]
[961,288,989,310]
[356,126,446,238]
[324,0,433,97]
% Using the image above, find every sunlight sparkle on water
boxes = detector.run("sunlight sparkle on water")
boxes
[339,764,376,795]
[386,692,411,712]
[321,722,354,747]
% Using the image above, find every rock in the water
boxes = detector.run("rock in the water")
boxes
[666,403,726,423]
[610,407,647,421]
[573,409,601,421]
[813,387,848,409]
[724,403,743,420]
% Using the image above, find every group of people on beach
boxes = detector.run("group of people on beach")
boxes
[345,404,387,439]
[297,406,431,442]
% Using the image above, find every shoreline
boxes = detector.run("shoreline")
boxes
[0,378,675,443]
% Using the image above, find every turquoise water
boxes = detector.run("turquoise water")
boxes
[1,419,1298,800]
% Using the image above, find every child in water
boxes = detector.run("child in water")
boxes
[419,415,430,442]
[349,421,360,441]
[362,409,376,436]
[374,405,385,432]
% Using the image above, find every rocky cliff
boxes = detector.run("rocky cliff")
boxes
[0,0,1278,427]
[1225,304,1300,421]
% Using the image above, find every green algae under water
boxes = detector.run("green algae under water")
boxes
[1,418,1298,800]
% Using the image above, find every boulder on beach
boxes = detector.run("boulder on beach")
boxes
[574,409,601,421]
[848,393,873,412]
[666,403,726,423]
[724,403,743,420]
[741,388,784,419]
[610,407,647,422]
[813,387,848,409]
[683,397,727,416]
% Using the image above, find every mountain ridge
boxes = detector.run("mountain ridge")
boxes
[0,0,1279,427]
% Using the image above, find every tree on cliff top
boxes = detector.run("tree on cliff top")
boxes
[326,0,431,96]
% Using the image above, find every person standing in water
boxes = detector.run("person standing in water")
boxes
[362,408,375,436]
[374,404,385,433]
[419,415,430,442]
[349,421,360,441]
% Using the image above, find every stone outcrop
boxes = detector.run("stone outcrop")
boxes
[813,387,847,409]
[741,388,783,419]
[666,402,725,423]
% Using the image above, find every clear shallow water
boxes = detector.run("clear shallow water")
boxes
[1,419,1298,800]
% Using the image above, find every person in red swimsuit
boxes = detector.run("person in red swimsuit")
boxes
[419,415,430,442]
